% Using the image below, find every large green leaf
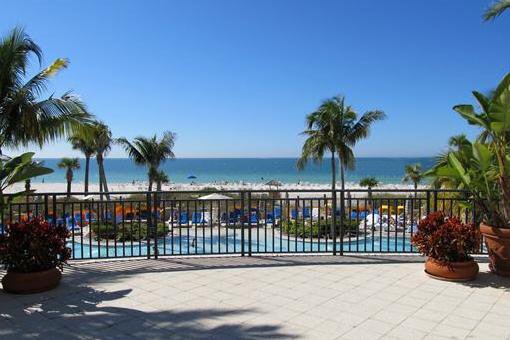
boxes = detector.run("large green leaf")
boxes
[448,153,471,186]
[473,143,492,171]
[453,105,488,128]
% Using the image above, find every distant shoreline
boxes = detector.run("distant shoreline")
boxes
[8,181,429,194]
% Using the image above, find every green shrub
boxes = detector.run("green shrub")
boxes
[91,222,168,242]
[281,219,358,238]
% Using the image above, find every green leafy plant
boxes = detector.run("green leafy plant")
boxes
[428,73,510,228]
[412,212,480,264]
[281,219,358,238]
[0,152,53,209]
[0,218,71,272]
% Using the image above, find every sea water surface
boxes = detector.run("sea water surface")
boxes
[37,157,434,185]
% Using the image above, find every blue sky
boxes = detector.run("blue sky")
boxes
[2,1,508,158]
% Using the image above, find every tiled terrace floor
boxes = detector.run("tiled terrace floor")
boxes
[1,255,510,339]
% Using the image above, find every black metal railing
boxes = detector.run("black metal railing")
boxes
[0,189,484,259]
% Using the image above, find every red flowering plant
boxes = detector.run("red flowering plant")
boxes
[0,218,71,273]
[412,212,480,265]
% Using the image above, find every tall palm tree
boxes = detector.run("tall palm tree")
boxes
[58,158,80,198]
[117,131,176,192]
[298,95,385,236]
[402,164,424,197]
[484,0,510,20]
[90,121,112,200]
[69,126,95,194]
[0,26,91,154]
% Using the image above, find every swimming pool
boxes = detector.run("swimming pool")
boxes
[69,231,415,259]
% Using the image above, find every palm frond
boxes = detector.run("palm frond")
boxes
[484,0,510,20]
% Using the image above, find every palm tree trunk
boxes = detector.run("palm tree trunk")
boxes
[97,155,103,201]
[67,180,71,199]
[99,161,110,200]
[97,153,110,201]
[414,182,418,199]
[84,155,90,194]
[66,168,72,199]
[330,151,336,239]
[339,161,346,217]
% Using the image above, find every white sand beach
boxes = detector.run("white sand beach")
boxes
[7,181,428,195]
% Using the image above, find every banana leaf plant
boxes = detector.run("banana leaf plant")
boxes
[0,152,53,210]
[428,73,510,228]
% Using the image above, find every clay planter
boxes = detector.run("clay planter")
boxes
[480,223,510,277]
[425,258,479,282]
[1,267,62,294]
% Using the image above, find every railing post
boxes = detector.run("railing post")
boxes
[426,191,431,215]
[247,191,252,257]
[339,189,344,256]
[52,194,57,227]
[153,191,158,259]
[146,192,152,259]
[240,191,245,256]
[332,189,337,256]
[44,194,49,221]
[433,190,438,212]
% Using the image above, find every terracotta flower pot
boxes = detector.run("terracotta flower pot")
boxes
[425,258,479,282]
[480,223,510,277]
[1,267,62,294]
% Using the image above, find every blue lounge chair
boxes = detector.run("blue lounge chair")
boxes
[192,212,205,224]
[250,213,259,224]
[179,212,189,225]
[266,213,274,224]
[303,208,311,219]
[274,207,282,219]
[291,209,298,219]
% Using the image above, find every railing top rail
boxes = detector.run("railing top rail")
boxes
[10,188,470,198]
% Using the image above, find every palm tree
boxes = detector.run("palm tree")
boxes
[0,27,91,154]
[69,126,95,194]
[90,121,113,200]
[484,0,510,20]
[402,164,424,197]
[58,158,80,198]
[298,95,385,237]
[117,131,176,192]
[152,169,169,192]
[359,177,379,203]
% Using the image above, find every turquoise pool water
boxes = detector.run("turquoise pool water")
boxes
[70,233,415,259]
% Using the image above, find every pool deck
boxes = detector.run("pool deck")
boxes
[1,255,510,339]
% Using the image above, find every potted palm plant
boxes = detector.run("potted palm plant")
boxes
[430,73,510,276]
[412,212,480,281]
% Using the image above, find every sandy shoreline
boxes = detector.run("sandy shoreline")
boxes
[7,181,428,195]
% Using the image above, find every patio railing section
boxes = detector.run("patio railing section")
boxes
[0,189,483,259]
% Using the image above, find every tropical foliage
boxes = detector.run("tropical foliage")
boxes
[298,95,386,192]
[402,164,424,196]
[0,152,53,208]
[69,124,96,194]
[0,27,91,154]
[0,218,71,272]
[90,121,113,199]
[412,212,480,264]
[484,0,510,20]
[427,73,510,227]
[57,157,80,198]
[117,131,176,191]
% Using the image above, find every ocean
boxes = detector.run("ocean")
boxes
[36,157,435,185]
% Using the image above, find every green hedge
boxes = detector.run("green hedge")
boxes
[281,219,359,238]
[91,222,169,242]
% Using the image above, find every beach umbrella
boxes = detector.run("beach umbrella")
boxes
[266,180,282,187]
[198,193,232,200]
